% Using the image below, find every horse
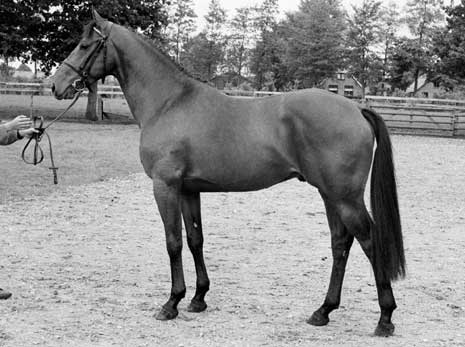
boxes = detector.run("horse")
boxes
[51,10,405,337]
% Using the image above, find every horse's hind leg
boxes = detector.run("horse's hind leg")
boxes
[308,197,354,326]
[333,198,397,336]
[181,191,210,312]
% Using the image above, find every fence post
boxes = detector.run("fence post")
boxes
[96,95,103,121]
[452,114,458,137]
[364,97,370,109]
[29,94,34,118]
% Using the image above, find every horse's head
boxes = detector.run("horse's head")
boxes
[52,10,113,100]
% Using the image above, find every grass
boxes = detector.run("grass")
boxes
[0,94,132,120]
[1,122,143,204]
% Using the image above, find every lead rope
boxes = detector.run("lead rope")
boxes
[21,90,83,184]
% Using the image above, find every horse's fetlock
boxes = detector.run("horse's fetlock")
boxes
[171,288,186,300]
[197,279,210,292]
[323,301,340,313]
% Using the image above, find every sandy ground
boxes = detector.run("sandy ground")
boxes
[1,135,464,347]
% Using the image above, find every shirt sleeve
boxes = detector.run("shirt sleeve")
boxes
[0,123,19,146]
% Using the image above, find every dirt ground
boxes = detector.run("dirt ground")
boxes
[1,135,464,347]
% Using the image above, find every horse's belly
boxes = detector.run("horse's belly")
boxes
[182,177,224,192]
[182,162,303,193]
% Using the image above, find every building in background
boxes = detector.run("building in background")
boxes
[319,71,364,99]
[406,75,446,98]
[13,63,33,79]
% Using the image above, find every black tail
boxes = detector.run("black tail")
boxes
[361,108,406,281]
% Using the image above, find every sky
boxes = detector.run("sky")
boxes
[194,0,300,20]
[192,0,404,29]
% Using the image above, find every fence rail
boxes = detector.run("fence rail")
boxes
[365,96,465,137]
[0,82,282,99]
[1,82,465,137]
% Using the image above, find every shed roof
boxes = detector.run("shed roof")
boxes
[16,63,32,72]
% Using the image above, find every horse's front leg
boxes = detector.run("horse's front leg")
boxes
[181,191,210,313]
[152,177,186,320]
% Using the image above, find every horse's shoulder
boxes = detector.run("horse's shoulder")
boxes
[140,133,191,180]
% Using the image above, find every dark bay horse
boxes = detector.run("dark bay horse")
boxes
[51,10,405,336]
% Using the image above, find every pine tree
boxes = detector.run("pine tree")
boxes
[346,0,383,98]
[226,7,255,79]
[181,0,227,81]
[165,0,197,63]
[379,2,402,81]
[282,0,347,88]
[404,0,444,92]
[205,0,226,42]
[249,0,280,90]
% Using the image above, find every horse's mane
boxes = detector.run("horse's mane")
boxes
[135,31,208,84]
[86,20,207,83]
[82,21,97,39]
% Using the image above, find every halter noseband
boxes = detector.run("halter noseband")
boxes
[63,25,112,91]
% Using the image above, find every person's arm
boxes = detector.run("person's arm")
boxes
[0,123,19,145]
[0,116,33,145]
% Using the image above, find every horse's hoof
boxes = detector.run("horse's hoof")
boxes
[307,311,329,326]
[374,322,395,337]
[187,300,207,313]
[155,305,178,320]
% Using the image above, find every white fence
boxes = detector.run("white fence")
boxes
[0,82,279,98]
[2,82,465,137]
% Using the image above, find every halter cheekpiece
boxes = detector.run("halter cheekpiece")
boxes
[63,25,112,89]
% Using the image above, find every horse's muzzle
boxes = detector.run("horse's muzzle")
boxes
[51,83,77,100]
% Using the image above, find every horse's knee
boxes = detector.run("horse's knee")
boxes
[187,233,203,251]
[166,239,183,258]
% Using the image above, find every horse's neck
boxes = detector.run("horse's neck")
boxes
[111,28,190,126]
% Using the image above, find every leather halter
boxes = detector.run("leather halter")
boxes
[63,25,112,90]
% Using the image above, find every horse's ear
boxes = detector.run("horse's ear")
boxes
[92,8,105,24]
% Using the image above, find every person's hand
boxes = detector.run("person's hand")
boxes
[18,128,39,138]
[5,115,32,131]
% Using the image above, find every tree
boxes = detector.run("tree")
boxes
[433,1,465,88]
[165,0,197,63]
[27,0,168,74]
[0,0,34,72]
[182,32,224,81]
[404,0,444,92]
[249,0,280,90]
[346,0,383,98]
[204,0,227,43]
[282,0,347,88]
[378,2,403,81]
[388,37,423,91]
[183,0,226,80]
[249,31,284,90]
[225,7,255,78]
